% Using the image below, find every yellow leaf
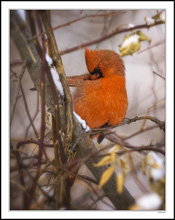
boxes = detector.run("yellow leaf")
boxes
[129,204,140,210]
[111,146,118,162]
[112,145,119,152]
[152,11,165,23]
[120,158,129,170]
[152,162,161,169]
[46,121,51,126]
[146,154,154,166]
[136,30,151,43]
[114,144,123,152]
[144,16,155,26]
[152,13,160,21]
[116,172,124,194]
[94,155,112,167]
[119,33,140,56]
[94,146,118,167]
[119,31,151,57]
[98,166,115,188]
[120,41,141,57]
[120,158,125,169]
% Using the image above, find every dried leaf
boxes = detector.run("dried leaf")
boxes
[146,154,154,165]
[119,34,140,57]
[116,172,124,194]
[98,166,114,188]
[144,16,155,26]
[152,11,165,23]
[129,204,140,210]
[136,30,151,43]
[119,31,151,57]
[94,155,112,167]
[110,145,118,161]
[120,158,128,170]
[152,162,161,169]
[94,146,118,167]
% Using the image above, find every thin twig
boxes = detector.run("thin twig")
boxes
[29,11,125,41]
[153,71,165,80]
[91,115,165,139]
[10,60,30,126]
[140,99,165,130]
[77,174,98,185]
[25,12,42,141]
[138,39,165,54]
[10,160,48,172]
[119,115,165,132]
[23,167,55,209]
[88,184,115,210]
[10,59,23,67]
[20,82,39,138]
[36,10,47,169]
[52,11,124,31]
[122,125,159,141]
[15,139,53,148]
[128,153,149,193]
[59,20,165,55]
[27,10,43,56]
[106,135,165,155]
[13,142,28,208]
[25,92,40,138]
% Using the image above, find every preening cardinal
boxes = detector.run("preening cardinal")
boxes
[67,47,128,142]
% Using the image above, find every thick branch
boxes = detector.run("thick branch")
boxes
[40,11,74,153]
[72,119,135,209]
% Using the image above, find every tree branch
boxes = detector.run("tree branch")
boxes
[40,11,74,154]
[10,60,30,126]
[59,21,165,55]
[28,11,125,41]
[118,115,165,132]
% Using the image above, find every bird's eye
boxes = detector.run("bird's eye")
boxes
[90,67,103,78]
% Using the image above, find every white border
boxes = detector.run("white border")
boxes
[2,1,174,219]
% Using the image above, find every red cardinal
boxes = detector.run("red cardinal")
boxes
[67,47,128,142]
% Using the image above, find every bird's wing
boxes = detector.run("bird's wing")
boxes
[66,73,91,87]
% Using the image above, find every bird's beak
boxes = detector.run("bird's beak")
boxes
[90,73,102,80]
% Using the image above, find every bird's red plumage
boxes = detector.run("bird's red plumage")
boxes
[67,47,128,129]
